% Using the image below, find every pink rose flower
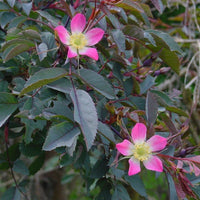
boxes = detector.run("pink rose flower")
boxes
[54,13,104,61]
[116,123,167,176]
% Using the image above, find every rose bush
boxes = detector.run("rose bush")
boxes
[0,0,200,199]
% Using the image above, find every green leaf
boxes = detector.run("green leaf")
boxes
[1,187,20,200]
[140,75,155,94]
[0,2,9,11]
[90,156,109,178]
[116,0,143,12]
[146,91,158,125]
[166,106,189,117]
[36,42,48,61]
[29,153,45,175]
[98,121,116,143]
[36,10,60,26]
[158,48,180,74]
[124,175,147,198]
[0,92,18,127]
[13,159,29,175]
[7,16,27,29]
[146,30,183,54]
[70,89,98,150]
[96,178,112,200]
[1,38,34,52]
[19,29,41,41]
[20,68,68,96]
[43,122,80,151]
[43,100,73,121]
[7,0,16,7]
[111,29,125,53]
[76,69,115,99]
[0,12,16,29]
[150,90,173,106]
[2,43,34,62]
[123,25,144,40]
[112,184,131,200]
[160,112,178,135]
[166,173,178,200]
[22,2,32,16]
[47,78,72,93]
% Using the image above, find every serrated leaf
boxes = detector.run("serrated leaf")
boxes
[0,93,18,127]
[111,29,125,53]
[76,69,115,99]
[166,106,189,117]
[1,187,20,200]
[70,89,98,150]
[125,175,147,198]
[36,42,48,61]
[20,68,68,96]
[43,122,80,151]
[146,91,158,125]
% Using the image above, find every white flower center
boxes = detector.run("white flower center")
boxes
[133,142,151,161]
[69,33,87,50]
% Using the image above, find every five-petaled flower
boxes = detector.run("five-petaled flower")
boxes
[54,13,104,61]
[116,123,167,176]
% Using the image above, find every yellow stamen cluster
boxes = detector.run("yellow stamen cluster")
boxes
[133,142,151,161]
[69,33,87,50]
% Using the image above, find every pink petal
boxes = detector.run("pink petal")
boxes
[116,139,134,156]
[128,157,141,176]
[85,28,104,46]
[147,135,167,152]
[131,123,147,144]
[54,26,70,45]
[67,47,77,58]
[143,155,163,172]
[71,13,86,33]
[79,47,99,60]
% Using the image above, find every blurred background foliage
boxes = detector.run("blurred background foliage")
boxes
[0,0,200,200]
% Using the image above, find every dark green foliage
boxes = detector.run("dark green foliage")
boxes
[0,0,200,199]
